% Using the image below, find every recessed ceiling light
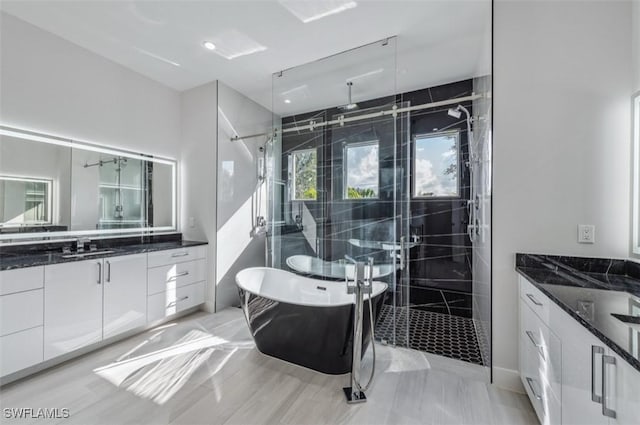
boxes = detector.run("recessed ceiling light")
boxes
[279,0,357,23]
[202,41,216,50]
[284,99,291,104]
[206,30,267,60]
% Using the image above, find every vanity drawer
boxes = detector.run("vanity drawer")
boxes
[147,246,206,268]
[147,281,205,323]
[0,267,44,296]
[0,326,43,377]
[520,297,562,398]
[519,275,551,324]
[0,289,44,336]
[521,368,561,425]
[147,259,206,295]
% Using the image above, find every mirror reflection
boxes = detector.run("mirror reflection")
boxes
[0,128,176,240]
[0,134,71,234]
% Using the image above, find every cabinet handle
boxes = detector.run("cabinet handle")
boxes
[106,261,111,283]
[97,262,102,284]
[525,330,545,360]
[168,271,189,282]
[602,354,617,419]
[172,252,189,258]
[526,293,543,306]
[166,296,189,308]
[592,345,604,403]
[525,377,542,401]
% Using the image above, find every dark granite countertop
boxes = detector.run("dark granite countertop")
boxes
[0,238,207,271]
[516,253,640,373]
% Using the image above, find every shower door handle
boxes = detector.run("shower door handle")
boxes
[399,236,405,270]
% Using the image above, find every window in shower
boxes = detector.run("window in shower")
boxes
[413,131,460,198]
[344,141,379,199]
[0,176,52,225]
[291,148,317,200]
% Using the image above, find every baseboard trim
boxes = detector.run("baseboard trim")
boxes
[492,366,524,393]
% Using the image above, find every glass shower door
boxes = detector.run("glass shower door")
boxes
[328,101,412,348]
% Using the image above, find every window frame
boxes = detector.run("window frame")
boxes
[290,147,318,201]
[0,175,53,226]
[343,140,380,200]
[412,130,461,199]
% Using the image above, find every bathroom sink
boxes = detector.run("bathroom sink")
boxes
[61,250,115,259]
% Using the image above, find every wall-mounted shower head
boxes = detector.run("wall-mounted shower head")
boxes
[338,82,358,111]
[447,106,462,119]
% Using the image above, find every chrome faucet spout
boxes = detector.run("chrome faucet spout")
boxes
[76,237,91,253]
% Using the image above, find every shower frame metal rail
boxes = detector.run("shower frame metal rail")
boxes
[230,93,485,141]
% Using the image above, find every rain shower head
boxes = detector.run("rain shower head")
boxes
[338,82,358,111]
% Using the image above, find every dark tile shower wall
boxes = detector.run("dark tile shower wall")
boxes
[279,80,474,318]
[402,80,474,318]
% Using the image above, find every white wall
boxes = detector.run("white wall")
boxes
[215,81,272,310]
[180,82,218,312]
[0,13,181,159]
[493,0,633,390]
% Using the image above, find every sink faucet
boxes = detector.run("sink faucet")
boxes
[76,237,91,253]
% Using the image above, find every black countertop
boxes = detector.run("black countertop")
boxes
[516,253,640,372]
[0,238,207,271]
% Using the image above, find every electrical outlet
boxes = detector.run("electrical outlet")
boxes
[188,217,195,228]
[578,224,595,244]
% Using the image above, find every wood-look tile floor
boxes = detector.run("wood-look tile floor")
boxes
[0,308,537,425]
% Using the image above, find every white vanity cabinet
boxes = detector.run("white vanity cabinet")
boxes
[44,260,104,360]
[519,275,640,425]
[0,267,45,377]
[147,246,206,323]
[102,253,147,339]
[1,243,207,382]
[44,254,148,359]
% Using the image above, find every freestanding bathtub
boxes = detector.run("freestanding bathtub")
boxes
[235,267,388,374]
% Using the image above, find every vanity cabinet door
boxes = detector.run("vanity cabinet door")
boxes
[608,351,640,425]
[103,253,147,340]
[44,260,103,360]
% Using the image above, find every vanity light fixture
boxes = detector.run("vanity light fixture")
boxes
[284,99,292,104]
[202,41,216,50]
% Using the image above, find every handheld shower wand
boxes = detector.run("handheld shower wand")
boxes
[448,104,479,242]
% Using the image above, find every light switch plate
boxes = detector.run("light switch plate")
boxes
[578,224,595,244]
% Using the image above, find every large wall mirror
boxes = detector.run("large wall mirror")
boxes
[0,126,176,242]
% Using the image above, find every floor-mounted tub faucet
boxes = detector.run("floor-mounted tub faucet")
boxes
[343,255,375,404]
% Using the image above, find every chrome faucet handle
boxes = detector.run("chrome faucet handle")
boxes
[344,255,364,294]
[76,237,91,253]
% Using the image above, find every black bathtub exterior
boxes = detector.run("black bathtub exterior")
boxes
[238,288,386,374]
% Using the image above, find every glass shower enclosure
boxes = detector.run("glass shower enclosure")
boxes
[265,34,492,374]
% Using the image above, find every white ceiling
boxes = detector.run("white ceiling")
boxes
[0,0,491,114]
